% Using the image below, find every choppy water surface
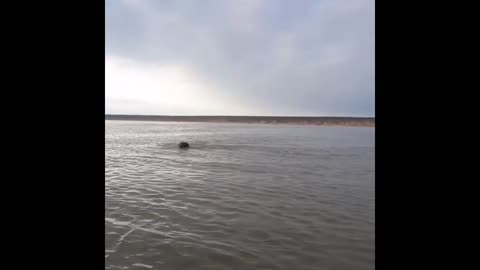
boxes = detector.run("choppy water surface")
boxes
[105,121,375,270]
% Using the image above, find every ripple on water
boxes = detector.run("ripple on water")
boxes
[106,121,375,270]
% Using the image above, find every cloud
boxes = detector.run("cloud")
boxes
[105,55,261,115]
[106,0,374,116]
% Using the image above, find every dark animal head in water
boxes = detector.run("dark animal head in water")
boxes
[178,142,190,149]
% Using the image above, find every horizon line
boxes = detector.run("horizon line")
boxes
[105,114,375,119]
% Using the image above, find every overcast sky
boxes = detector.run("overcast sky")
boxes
[106,0,374,116]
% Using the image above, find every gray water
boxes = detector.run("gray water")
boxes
[105,121,375,270]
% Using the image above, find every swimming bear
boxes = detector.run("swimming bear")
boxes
[178,142,190,149]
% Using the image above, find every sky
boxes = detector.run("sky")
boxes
[106,0,375,116]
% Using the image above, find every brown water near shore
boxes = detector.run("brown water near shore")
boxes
[105,115,375,127]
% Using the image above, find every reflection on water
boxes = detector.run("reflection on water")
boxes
[106,121,375,270]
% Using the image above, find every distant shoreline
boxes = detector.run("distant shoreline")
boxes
[105,115,375,127]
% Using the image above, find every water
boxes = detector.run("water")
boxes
[105,121,375,270]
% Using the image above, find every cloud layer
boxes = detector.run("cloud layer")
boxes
[106,0,375,116]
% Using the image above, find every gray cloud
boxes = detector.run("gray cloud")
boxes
[106,0,374,116]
